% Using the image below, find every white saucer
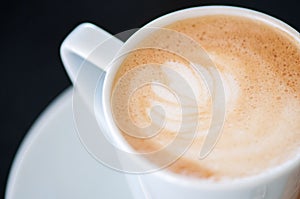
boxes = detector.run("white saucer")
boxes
[5,88,139,199]
[6,88,300,199]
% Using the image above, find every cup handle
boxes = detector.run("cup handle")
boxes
[60,23,123,83]
[60,23,125,164]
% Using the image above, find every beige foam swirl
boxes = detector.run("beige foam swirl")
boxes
[112,15,300,179]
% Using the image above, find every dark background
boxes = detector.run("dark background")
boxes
[1,0,299,198]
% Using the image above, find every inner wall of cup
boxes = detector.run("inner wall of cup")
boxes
[102,5,300,184]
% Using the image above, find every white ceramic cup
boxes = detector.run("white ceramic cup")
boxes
[61,6,300,199]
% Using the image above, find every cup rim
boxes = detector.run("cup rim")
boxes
[102,5,300,189]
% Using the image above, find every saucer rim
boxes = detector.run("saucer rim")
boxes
[5,87,73,199]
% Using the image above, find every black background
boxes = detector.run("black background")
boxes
[1,0,299,198]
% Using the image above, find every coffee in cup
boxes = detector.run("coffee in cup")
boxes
[111,14,300,180]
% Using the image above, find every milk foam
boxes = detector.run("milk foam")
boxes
[111,15,300,179]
